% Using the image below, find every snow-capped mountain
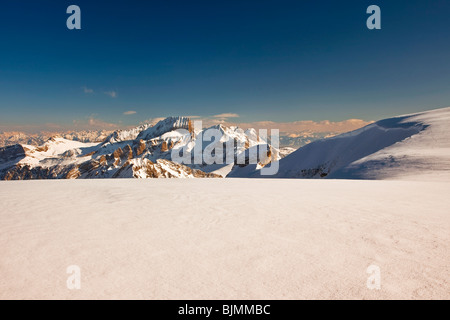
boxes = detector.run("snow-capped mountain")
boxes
[0,117,279,180]
[230,107,450,181]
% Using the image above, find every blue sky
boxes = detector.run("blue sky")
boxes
[1,0,450,132]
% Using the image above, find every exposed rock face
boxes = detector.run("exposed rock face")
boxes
[258,146,275,168]
[3,164,62,180]
[62,149,78,158]
[188,119,194,136]
[113,148,123,159]
[35,145,49,153]
[0,144,27,165]
[79,160,100,173]
[112,161,133,178]
[131,159,221,179]
[123,145,133,160]
[99,155,107,166]
[66,166,81,179]
[161,141,169,152]
[135,140,146,156]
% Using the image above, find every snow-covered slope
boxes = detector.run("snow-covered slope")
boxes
[231,107,450,181]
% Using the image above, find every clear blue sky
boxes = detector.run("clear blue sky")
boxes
[1,0,450,130]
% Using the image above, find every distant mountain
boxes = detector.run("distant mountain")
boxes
[0,117,280,180]
[279,147,297,158]
[229,107,450,181]
[279,132,337,149]
[0,130,114,148]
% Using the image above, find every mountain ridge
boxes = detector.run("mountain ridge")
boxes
[0,117,279,180]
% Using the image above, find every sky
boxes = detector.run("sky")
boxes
[1,0,450,133]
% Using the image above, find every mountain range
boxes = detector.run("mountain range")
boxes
[1,107,449,180]
[0,117,279,180]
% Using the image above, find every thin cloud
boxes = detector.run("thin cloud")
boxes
[82,86,94,94]
[71,114,122,131]
[213,113,240,119]
[83,116,119,129]
[189,117,373,134]
[104,91,118,98]
[123,111,137,115]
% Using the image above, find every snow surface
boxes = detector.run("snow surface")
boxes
[0,179,448,299]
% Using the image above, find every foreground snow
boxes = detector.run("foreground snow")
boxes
[0,179,448,299]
